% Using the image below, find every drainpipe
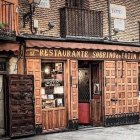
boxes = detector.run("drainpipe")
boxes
[107,0,112,40]
[138,21,140,42]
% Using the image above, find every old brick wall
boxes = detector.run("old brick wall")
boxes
[19,0,65,37]
[19,0,140,42]
[110,0,140,42]
[88,0,140,42]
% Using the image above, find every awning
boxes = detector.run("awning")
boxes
[0,42,19,51]
[26,40,140,52]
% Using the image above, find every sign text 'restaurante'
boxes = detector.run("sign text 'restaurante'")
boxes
[26,49,139,60]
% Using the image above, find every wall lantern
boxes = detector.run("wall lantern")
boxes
[44,66,51,75]
[23,0,41,34]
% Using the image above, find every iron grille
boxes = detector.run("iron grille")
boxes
[60,7,103,38]
[78,69,90,102]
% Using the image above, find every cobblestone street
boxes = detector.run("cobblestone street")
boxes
[1,124,140,140]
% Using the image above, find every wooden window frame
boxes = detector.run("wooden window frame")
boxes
[1,0,15,31]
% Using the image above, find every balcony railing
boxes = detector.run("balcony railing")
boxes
[60,7,103,38]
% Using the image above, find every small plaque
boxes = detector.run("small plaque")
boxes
[38,0,50,8]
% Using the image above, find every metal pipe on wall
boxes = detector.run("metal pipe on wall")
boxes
[107,0,112,40]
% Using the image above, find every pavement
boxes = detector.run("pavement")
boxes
[1,124,140,140]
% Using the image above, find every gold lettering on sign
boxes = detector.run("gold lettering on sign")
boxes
[49,50,53,56]
[85,51,88,57]
[29,49,35,56]
[71,51,76,57]
[54,50,57,57]
[40,49,44,56]
[45,49,49,56]
[92,51,96,58]
[27,49,139,60]
[58,50,62,57]
[62,50,67,57]
[81,51,84,57]
[76,51,81,57]
[67,50,71,57]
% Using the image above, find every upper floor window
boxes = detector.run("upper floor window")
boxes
[66,0,82,8]
[0,0,16,31]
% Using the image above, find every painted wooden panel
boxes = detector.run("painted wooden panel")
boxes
[59,109,66,128]
[104,61,139,116]
[17,59,24,74]
[26,59,42,124]
[42,107,66,131]
[70,60,78,119]
[126,62,139,113]
[104,61,117,115]
[116,61,126,114]
[90,96,101,126]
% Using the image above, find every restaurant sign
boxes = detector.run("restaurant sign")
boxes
[26,48,140,60]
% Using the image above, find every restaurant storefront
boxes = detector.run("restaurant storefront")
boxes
[19,39,140,132]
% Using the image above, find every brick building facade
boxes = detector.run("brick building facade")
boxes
[1,0,140,137]
[19,0,140,41]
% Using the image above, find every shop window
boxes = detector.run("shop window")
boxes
[41,62,64,109]
[66,0,82,8]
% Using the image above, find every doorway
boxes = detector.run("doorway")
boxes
[78,61,102,126]
[0,75,4,136]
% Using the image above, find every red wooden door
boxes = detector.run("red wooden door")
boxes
[90,63,102,126]
[78,68,90,124]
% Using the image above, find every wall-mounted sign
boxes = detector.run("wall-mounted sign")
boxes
[26,48,140,61]
[114,19,125,31]
[38,0,50,8]
[110,4,126,19]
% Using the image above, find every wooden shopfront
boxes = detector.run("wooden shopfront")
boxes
[24,40,140,132]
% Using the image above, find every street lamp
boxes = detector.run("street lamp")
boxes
[23,0,41,34]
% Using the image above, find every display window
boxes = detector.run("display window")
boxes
[41,61,64,109]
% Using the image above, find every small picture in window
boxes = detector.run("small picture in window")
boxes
[55,63,62,72]
[48,94,54,99]
[94,83,100,94]
[56,98,63,107]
